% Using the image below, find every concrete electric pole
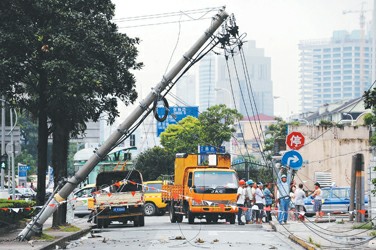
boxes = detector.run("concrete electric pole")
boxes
[18,8,229,241]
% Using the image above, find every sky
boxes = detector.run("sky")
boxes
[112,0,374,119]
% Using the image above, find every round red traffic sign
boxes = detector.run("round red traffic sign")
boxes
[286,131,305,150]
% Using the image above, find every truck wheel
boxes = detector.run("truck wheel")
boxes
[144,202,156,216]
[229,214,235,224]
[139,215,145,227]
[134,216,140,227]
[158,209,166,216]
[103,219,110,228]
[188,211,195,224]
[97,218,103,228]
[176,214,183,223]
[169,203,177,223]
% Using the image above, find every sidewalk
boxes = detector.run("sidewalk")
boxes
[0,217,92,250]
[271,217,376,250]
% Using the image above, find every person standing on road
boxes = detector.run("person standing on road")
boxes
[276,166,293,225]
[263,183,273,222]
[237,179,246,225]
[294,183,306,221]
[311,182,323,222]
[255,182,265,224]
[245,179,254,224]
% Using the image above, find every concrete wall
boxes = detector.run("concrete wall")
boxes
[291,125,370,191]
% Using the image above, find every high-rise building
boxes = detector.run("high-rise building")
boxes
[198,41,273,117]
[198,53,216,112]
[299,30,373,113]
[175,73,196,106]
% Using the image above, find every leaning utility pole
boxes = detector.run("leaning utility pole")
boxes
[18,8,229,241]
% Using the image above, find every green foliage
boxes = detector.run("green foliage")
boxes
[0,199,35,208]
[199,104,243,147]
[0,199,36,226]
[134,146,175,181]
[363,113,375,126]
[160,105,242,154]
[263,117,288,157]
[160,116,201,154]
[0,0,142,223]
[319,120,334,126]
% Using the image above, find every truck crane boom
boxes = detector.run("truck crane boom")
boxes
[17,8,229,241]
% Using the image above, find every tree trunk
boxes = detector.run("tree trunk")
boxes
[36,74,48,206]
[52,121,69,227]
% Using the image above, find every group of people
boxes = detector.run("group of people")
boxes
[236,179,273,225]
[236,166,323,225]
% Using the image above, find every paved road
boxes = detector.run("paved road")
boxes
[65,215,304,250]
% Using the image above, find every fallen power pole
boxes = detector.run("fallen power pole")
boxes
[18,8,229,241]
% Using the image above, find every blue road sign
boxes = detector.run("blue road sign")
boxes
[281,150,303,170]
[199,145,225,154]
[156,106,199,136]
[18,165,30,171]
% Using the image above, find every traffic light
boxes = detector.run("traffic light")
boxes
[0,154,7,169]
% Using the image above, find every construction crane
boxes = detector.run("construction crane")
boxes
[343,2,370,93]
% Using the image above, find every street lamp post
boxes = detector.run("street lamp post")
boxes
[343,112,354,126]
[214,87,234,109]
[0,98,17,198]
[1,97,5,190]
[296,118,309,125]
[273,96,290,121]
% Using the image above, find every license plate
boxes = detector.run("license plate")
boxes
[112,207,126,213]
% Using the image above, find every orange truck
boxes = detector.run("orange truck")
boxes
[162,153,239,224]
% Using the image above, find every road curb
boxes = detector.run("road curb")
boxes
[270,221,316,250]
[38,227,92,250]
[288,234,316,250]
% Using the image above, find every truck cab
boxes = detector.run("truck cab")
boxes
[163,153,239,224]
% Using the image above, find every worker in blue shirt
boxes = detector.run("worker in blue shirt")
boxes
[276,165,293,225]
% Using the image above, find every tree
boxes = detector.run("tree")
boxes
[160,116,201,154]
[199,104,243,147]
[134,147,175,181]
[0,0,142,226]
[263,117,288,159]
[160,105,243,154]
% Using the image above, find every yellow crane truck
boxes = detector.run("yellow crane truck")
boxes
[162,153,239,224]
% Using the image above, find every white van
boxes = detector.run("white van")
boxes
[73,184,95,217]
